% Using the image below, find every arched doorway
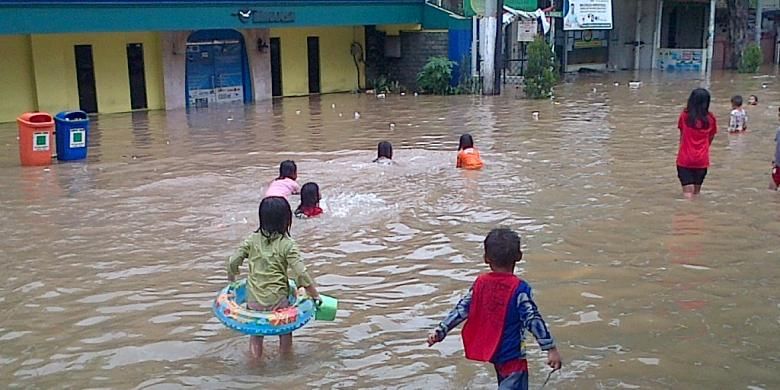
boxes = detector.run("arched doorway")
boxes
[185,29,252,107]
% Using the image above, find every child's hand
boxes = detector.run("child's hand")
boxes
[427,329,442,347]
[546,347,562,370]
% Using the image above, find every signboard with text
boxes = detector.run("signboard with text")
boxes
[517,20,537,42]
[563,0,613,31]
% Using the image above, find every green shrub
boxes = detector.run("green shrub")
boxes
[524,37,558,99]
[738,44,762,73]
[417,56,456,95]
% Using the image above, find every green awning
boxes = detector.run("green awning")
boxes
[464,0,537,16]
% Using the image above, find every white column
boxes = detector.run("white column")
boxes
[161,31,191,110]
[706,0,715,73]
[241,29,272,102]
[651,0,663,69]
[482,26,497,93]
[482,0,498,95]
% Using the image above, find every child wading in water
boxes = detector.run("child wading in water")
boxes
[265,160,300,200]
[677,88,717,199]
[295,182,323,218]
[373,141,393,164]
[728,95,747,133]
[227,197,320,359]
[427,228,562,389]
[456,133,484,170]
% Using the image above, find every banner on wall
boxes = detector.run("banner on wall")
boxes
[563,0,613,31]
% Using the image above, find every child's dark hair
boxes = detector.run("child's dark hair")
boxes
[297,182,320,212]
[256,196,292,237]
[376,141,393,160]
[731,95,743,107]
[686,88,711,129]
[277,160,297,180]
[484,228,522,268]
[459,134,475,151]
[750,95,759,104]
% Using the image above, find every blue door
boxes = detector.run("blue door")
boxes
[186,30,252,108]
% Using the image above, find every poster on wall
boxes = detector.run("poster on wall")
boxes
[563,0,613,30]
[517,20,538,42]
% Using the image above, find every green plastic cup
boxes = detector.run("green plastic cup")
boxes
[315,295,338,321]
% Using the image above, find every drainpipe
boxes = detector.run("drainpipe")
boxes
[634,0,642,70]
[755,0,762,44]
[472,16,478,77]
[549,0,555,54]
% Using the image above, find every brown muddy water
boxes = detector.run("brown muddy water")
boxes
[1,70,779,389]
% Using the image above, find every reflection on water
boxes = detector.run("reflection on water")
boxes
[1,70,779,389]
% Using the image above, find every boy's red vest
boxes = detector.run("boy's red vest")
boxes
[461,272,522,361]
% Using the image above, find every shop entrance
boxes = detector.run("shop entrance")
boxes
[185,29,252,108]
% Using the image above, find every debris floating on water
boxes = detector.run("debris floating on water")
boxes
[629,81,642,89]
[532,111,540,120]
[354,112,361,119]
[295,110,301,115]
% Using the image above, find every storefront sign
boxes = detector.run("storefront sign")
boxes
[517,20,537,42]
[656,49,703,71]
[563,0,613,30]
[234,9,295,24]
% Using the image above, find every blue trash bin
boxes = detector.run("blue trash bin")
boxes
[54,111,89,161]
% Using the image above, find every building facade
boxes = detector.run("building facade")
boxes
[0,0,469,122]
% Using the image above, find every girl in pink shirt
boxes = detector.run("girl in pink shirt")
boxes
[264,160,300,200]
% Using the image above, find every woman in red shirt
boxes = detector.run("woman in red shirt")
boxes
[677,88,717,198]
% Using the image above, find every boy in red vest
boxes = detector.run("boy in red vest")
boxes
[427,228,562,389]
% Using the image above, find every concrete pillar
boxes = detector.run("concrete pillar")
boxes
[651,0,663,69]
[161,31,190,110]
[482,0,498,95]
[706,0,715,73]
[240,29,272,102]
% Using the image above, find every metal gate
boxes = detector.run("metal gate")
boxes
[185,30,251,108]
[501,21,530,85]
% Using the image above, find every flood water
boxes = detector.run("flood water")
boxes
[1,70,779,389]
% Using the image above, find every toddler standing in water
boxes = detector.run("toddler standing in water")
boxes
[456,133,484,170]
[427,228,561,389]
[265,160,300,200]
[227,197,320,359]
[676,88,717,198]
[728,95,747,133]
[295,182,323,218]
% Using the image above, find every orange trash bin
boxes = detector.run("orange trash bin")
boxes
[17,112,54,166]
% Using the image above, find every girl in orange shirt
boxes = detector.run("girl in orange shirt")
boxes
[456,134,484,170]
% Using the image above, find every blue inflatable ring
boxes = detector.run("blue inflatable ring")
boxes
[213,279,315,336]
